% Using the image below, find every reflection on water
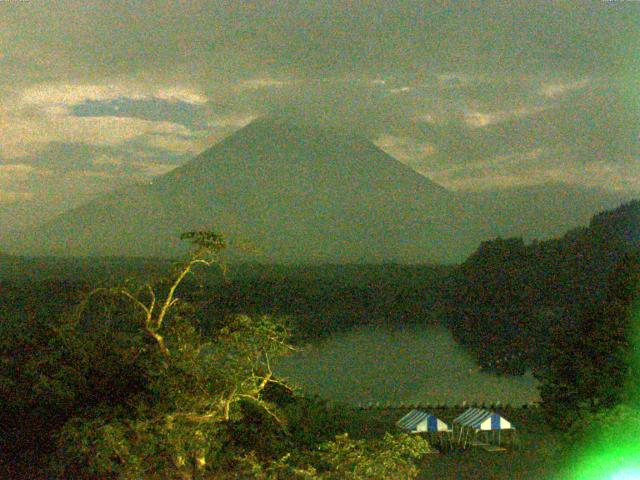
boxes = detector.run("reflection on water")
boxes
[275,325,539,406]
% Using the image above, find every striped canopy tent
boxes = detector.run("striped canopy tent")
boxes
[453,408,513,431]
[397,409,451,433]
[452,408,515,450]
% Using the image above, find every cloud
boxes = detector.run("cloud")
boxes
[0,94,196,158]
[6,0,633,85]
[143,134,205,154]
[540,78,590,99]
[0,163,50,186]
[239,78,292,90]
[48,115,191,145]
[130,160,178,177]
[419,148,640,192]
[21,83,208,106]
[153,88,208,105]
[1,80,258,161]
[69,97,211,130]
[206,113,257,129]
[375,135,436,164]
[49,114,185,150]
[0,163,38,177]
[388,86,411,94]
[91,155,124,167]
[19,142,187,179]
[0,191,34,203]
[462,106,547,128]
[74,170,116,180]
[437,73,478,88]
[0,163,48,204]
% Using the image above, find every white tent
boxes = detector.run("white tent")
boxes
[453,408,513,431]
[452,408,515,449]
[397,409,451,433]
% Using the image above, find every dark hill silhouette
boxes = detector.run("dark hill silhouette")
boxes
[441,199,640,374]
[9,118,475,263]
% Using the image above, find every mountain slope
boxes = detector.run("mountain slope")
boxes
[460,183,633,242]
[10,118,474,263]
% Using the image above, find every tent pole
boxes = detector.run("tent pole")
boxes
[464,429,471,449]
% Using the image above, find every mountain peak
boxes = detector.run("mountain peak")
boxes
[221,116,369,152]
[176,116,389,177]
[9,118,474,263]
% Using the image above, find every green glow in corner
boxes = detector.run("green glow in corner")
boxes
[561,296,640,480]
[607,468,640,480]
[565,441,640,480]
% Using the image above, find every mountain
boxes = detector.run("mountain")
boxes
[8,118,475,263]
[460,183,634,242]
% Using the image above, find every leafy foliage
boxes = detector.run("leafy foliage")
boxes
[7,199,638,476]
[227,432,432,480]
[0,230,437,479]
[564,403,640,448]
[441,200,640,375]
[180,231,226,251]
[1,232,298,478]
[538,252,640,426]
[315,432,432,480]
[0,256,443,478]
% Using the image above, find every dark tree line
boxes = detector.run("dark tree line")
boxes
[440,200,639,376]
[539,251,640,425]
[438,200,640,429]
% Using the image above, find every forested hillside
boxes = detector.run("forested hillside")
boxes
[441,200,640,374]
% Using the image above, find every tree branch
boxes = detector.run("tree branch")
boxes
[156,258,201,330]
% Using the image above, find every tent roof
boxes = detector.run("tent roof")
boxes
[396,409,451,433]
[452,408,513,431]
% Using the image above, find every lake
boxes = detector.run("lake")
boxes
[275,325,539,406]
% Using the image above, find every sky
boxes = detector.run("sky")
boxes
[0,0,638,232]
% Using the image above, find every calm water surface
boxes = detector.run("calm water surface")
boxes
[275,325,539,406]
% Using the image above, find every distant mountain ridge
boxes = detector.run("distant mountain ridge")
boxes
[8,118,475,263]
[460,183,634,242]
